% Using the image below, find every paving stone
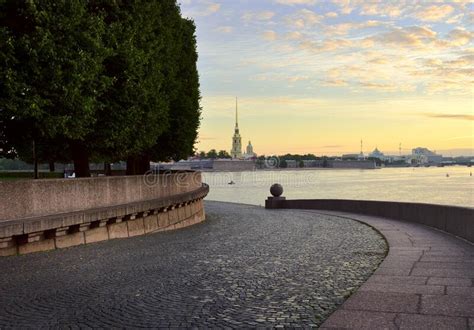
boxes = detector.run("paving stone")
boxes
[411,267,474,278]
[447,286,474,296]
[395,313,468,330]
[342,291,419,313]
[320,310,396,329]
[367,275,427,285]
[415,261,474,270]
[374,267,411,276]
[427,277,473,287]
[379,260,416,269]
[359,283,444,295]
[421,256,474,263]
[421,295,474,317]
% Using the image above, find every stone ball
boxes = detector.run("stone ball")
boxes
[270,183,283,197]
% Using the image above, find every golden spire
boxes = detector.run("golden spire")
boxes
[235,97,238,129]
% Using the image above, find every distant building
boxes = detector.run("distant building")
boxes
[369,147,386,160]
[342,154,359,159]
[286,160,297,168]
[358,139,365,160]
[329,160,377,169]
[302,160,317,167]
[230,98,242,159]
[243,141,257,159]
[412,147,443,164]
[213,159,256,171]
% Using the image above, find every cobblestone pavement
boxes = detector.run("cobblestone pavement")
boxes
[0,201,386,328]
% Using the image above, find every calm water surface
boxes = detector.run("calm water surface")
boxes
[203,167,474,207]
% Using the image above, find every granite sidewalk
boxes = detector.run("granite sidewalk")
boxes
[318,211,474,329]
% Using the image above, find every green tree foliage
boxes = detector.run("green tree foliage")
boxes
[0,0,201,177]
[0,0,110,176]
[206,149,217,159]
[146,7,201,166]
[217,150,231,159]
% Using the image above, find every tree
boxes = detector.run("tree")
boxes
[0,0,110,177]
[0,0,201,177]
[217,150,231,159]
[146,6,201,168]
[206,149,218,159]
[198,151,206,158]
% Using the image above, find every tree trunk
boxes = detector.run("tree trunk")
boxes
[126,154,150,175]
[139,154,150,174]
[49,161,55,172]
[32,140,38,179]
[104,162,112,176]
[71,141,90,177]
[126,156,137,175]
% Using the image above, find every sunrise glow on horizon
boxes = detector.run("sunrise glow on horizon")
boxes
[180,0,473,156]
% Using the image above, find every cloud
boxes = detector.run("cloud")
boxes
[288,75,309,82]
[285,31,304,40]
[448,28,473,46]
[423,113,474,121]
[324,20,384,36]
[262,30,278,41]
[275,0,317,5]
[214,26,233,33]
[359,3,402,17]
[322,79,349,87]
[300,38,352,52]
[414,4,454,22]
[367,57,388,65]
[187,1,221,17]
[370,26,437,48]
[325,11,338,18]
[331,0,355,15]
[242,11,276,21]
[205,2,221,14]
[250,73,309,83]
[357,80,416,92]
[285,9,322,28]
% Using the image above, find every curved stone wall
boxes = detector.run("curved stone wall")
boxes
[0,171,202,221]
[0,172,208,256]
[266,199,474,243]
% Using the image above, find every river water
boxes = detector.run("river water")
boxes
[202,166,474,208]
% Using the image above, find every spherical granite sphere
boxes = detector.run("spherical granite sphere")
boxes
[270,183,283,197]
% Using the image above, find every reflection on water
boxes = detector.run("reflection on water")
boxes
[203,166,474,207]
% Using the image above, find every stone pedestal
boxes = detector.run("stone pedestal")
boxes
[265,196,286,209]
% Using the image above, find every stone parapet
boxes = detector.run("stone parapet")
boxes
[0,172,208,256]
[266,198,474,243]
[0,171,202,221]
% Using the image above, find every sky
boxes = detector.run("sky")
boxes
[179,0,473,157]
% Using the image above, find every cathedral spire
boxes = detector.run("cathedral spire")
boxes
[231,97,242,158]
[235,97,238,129]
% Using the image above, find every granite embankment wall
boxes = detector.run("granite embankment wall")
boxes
[0,171,208,256]
[266,199,474,243]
